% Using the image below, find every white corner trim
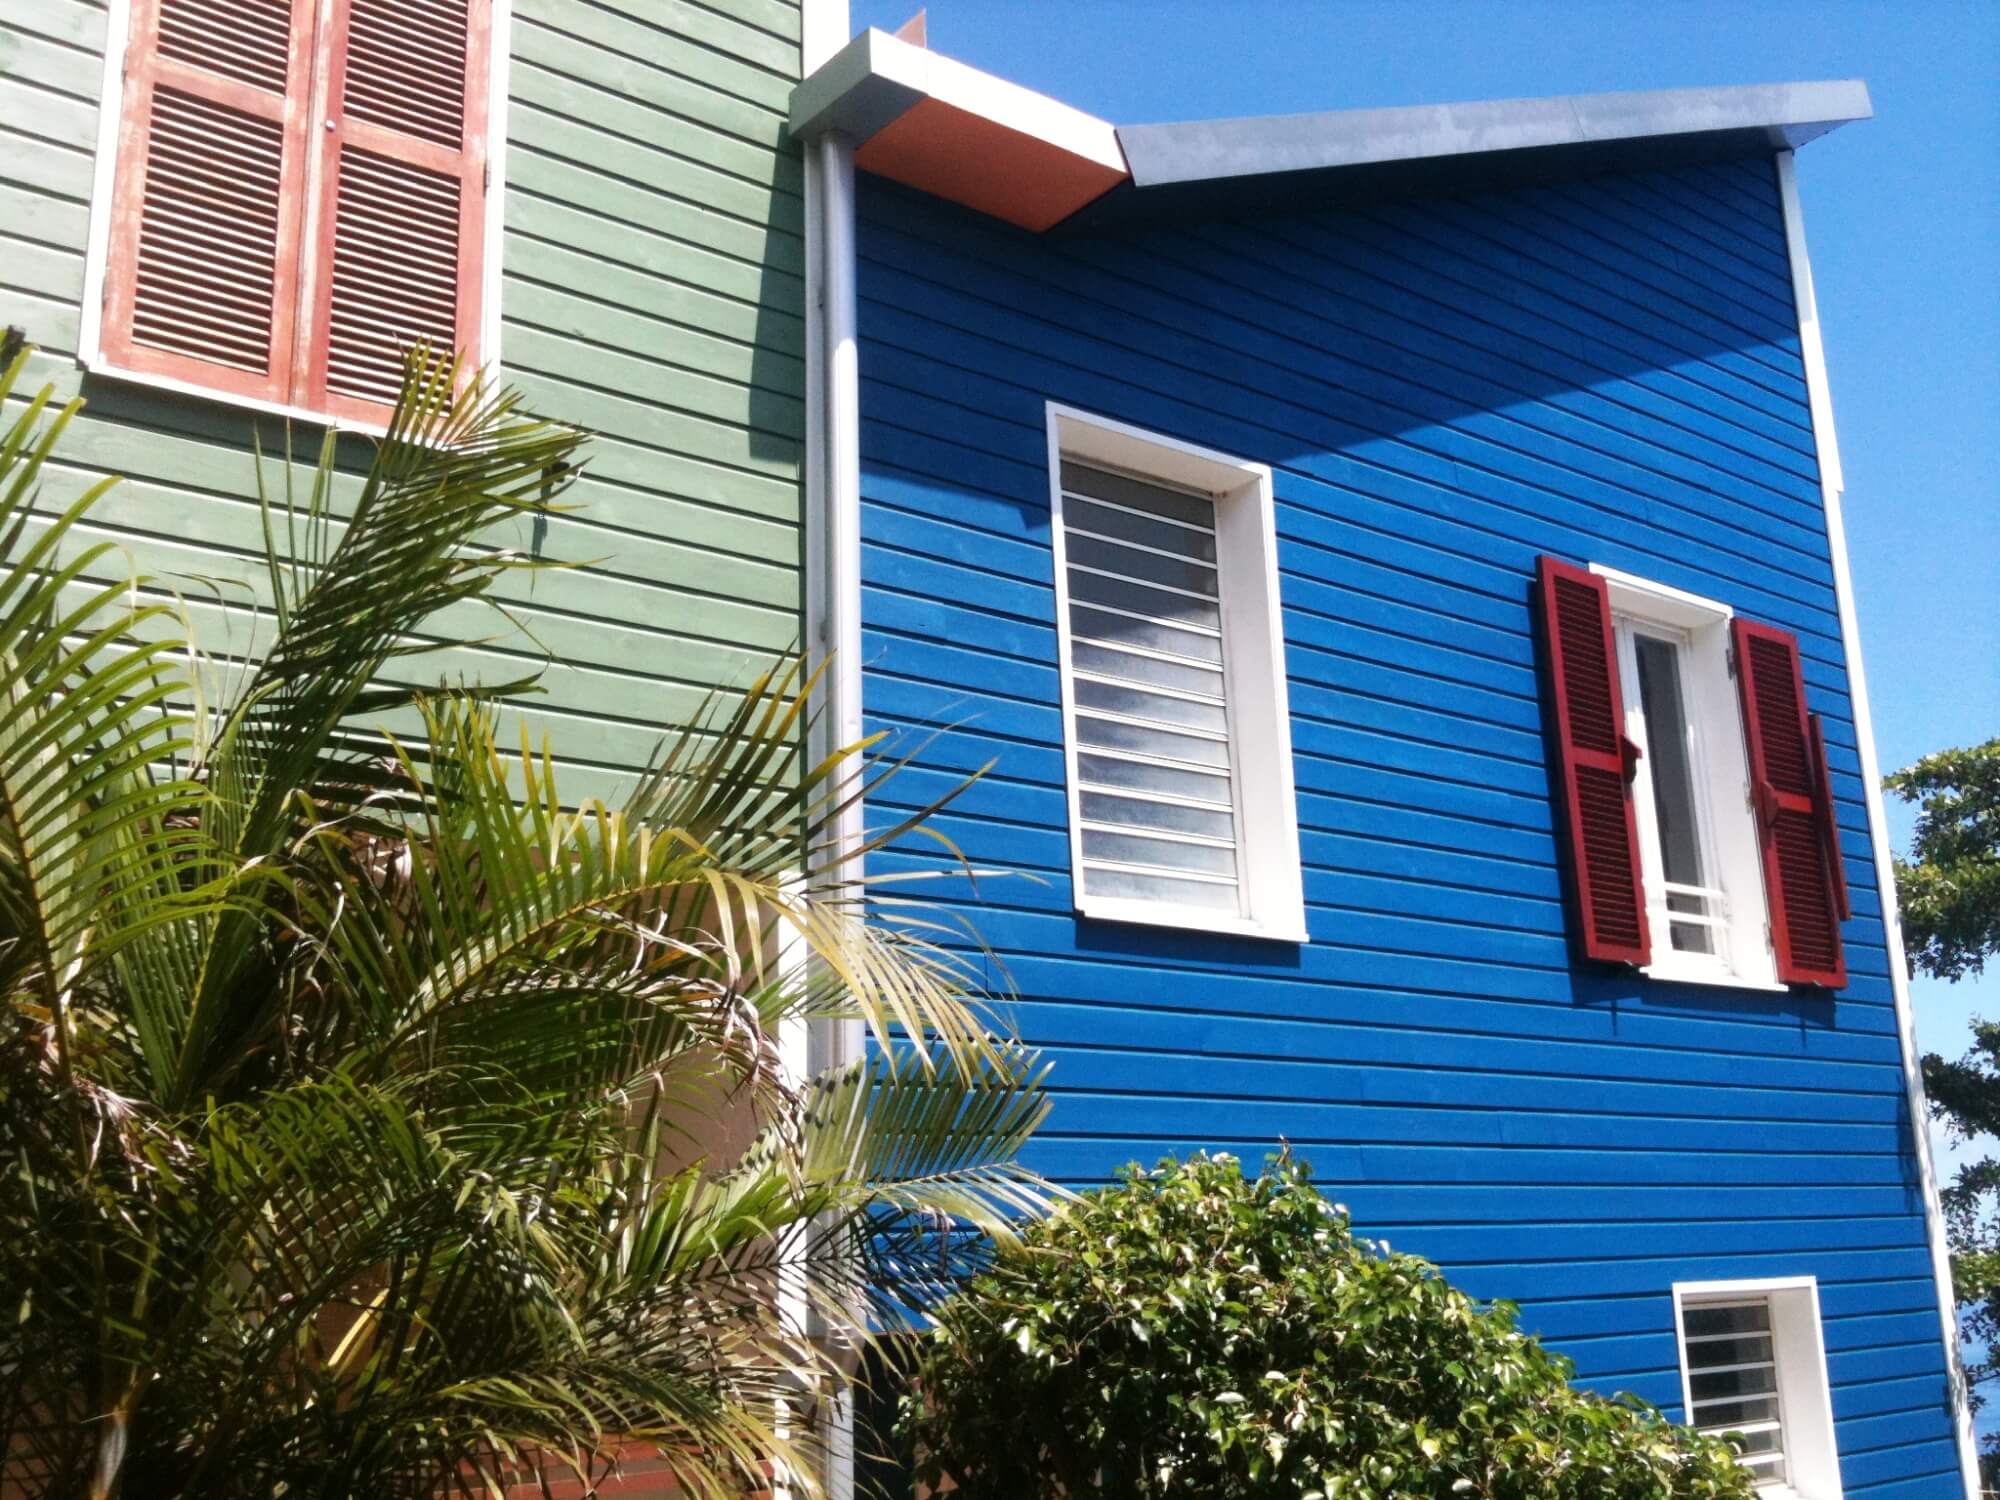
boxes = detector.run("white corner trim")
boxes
[800,0,850,74]
[1044,403,1306,944]
[481,0,513,371]
[78,0,132,367]
[1776,147,1979,1498]
[76,0,511,394]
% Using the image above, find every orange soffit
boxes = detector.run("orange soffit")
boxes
[856,97,1129,232]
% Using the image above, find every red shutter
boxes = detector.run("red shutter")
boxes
[1731,619,1847,988]
[296,0,492,423]
[101,0,318,402]
[1535,556,1651,967]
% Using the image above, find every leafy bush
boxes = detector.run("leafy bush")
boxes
[896,1153,1757,1499]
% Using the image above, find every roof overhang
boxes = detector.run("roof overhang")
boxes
[790,44,1870,235]
[1074,79,1871,228]
[788,28,1129,232]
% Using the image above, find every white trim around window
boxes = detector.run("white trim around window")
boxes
[1591,564,1781,993]
[1672,1276,1842,1499]
[1045,404,1306,943]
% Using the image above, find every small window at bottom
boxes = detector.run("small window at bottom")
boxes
[1682,1298,1788,1486]
[1673,1277,1842,1498]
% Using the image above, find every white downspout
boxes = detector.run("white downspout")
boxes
[802,118,863,1500]
[1775,148,1980,1498]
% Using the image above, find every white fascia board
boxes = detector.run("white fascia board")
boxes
[789,25,1124,173]
[1120,79,1871,188]
[1776,147,1980,1499]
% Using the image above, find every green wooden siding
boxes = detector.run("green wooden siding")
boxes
[0,0,807,805]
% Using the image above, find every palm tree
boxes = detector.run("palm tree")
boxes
[0,348,1050,1500]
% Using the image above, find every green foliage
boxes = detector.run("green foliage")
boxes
[1892,738,2000,1484]
[1888,736,2000,983]
[0,348,1051,1500]
[896,1153,1757,1499]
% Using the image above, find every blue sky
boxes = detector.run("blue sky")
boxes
[852,0,2000,1100]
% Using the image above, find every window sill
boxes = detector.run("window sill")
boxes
[1075,895,1307,944]
[80,355,391,439]
[1642,962,1790,995]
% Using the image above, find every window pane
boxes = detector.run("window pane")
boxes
[1066,495,1218,562]
[1634,633,1714,955]
[1072,640,1226,698]
[1063,461,1240,916]
[1078,752,1231,804]
[1683,1295,1788,1487]
[1080,790,1237,842]
[1684,1303,1772,1339]
[1073,675,1230,734]
[1071,604,1223,665]
[1062,461,1216,530]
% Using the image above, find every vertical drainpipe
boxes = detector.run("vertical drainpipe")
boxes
[801,111,862,1500]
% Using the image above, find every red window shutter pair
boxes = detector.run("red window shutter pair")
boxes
[101,0,491,423]
[1534,557,1850,988]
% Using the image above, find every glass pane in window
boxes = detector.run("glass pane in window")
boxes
[1683,1295,1788,1488]
[1063,462,1241,915]
[1634,633,1714,955]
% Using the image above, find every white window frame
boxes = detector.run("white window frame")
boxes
[1045,403,1306,942]
[1593,565,1781,992]
[1672,1276,1843,1500]
[77,0,514,437]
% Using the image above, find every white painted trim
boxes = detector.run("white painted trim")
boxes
[482,0,513,371]
[1591,562,1735,629]
[791,27,1125,175]
[802,128,863,1500]
[1603,573,1776,991]
[1672,1275,1842,1499]
[1776,147,1979,1498]
[78,0,131,367]
[78,362,389,438]
[76,0,512,406]
[1045,403,1306,944]
[800,0,850,73]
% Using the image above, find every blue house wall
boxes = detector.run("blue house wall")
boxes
[852,154,1959,1494]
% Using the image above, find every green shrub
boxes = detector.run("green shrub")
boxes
[896,1153,1758,1499]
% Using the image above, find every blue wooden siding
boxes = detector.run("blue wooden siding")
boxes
[854,154,1960,1494]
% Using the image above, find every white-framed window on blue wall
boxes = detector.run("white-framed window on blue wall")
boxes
[1593,566,1781,992]
[1044,404,1305,943]
[1672,1276,1843,1498]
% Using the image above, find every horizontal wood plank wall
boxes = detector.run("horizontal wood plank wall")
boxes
[853,161,1960,1495]
[0,0,804,808]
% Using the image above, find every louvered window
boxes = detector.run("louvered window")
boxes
[1673,1279,1842,1498]
[94,0,494,423]
[1048,408,1305,943]
[1682,1299,1789,1486]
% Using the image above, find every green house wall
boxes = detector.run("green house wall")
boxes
[0,0,807,804]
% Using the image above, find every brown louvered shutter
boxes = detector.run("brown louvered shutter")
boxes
[101,0,317,402]
[297,0,493,422]
[1732,619,1848,988]
[1534,556,1651,967]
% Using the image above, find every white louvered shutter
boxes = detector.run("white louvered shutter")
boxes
[298,0,492,420]
[1058,462,1246,914]
[102,0,317,401]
